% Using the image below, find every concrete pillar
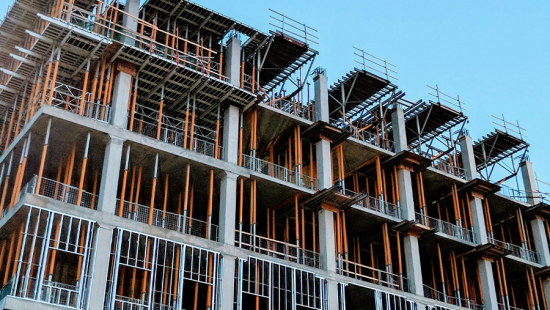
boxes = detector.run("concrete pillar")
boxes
[469,195,488,244]
[87,225,114,310]
[220,256,236,310]
[403,235,424,296]
[459,135,477,181]
[316,139,332,190]
[110,72,132,129]
[318,208,336,272]
[530,217,550,265]
[314,73,329,122]
[97,135,124,213]
[521,160,540,205]
[477,258,498,310]
[225,37,241,87]
[121,0,140,45]
[391,107,407,153]
[222,105,239,164]
[326,280,339,310]
[218,171,238,245]
[397,168,415,221]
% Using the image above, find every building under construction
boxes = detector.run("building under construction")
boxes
[0,0,548,309]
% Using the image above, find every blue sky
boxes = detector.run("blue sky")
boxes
[0,1,548,190]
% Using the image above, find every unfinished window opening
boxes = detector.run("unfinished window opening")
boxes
[105,228,221,310]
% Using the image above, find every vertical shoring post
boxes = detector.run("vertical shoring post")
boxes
[35,118,51,194]
[188,183,194,233]
[29,64,43,120]
[215,106,220,159]
[47,48,61,106]
[4,95,18,152]
[133,166,142,216]
[0,152,14,215]
[148,153,159,225]
[156,87,164,140]
[295,194,300,251]
[183,97,190,149]
[0,108,8,148]
[76,132,91,206]
[161,173,169,227]
[207,169,214,240]
[79,60,91,115]
[97,57,106,107]
[182,164,190,228]
[437,243,446,302]
[128,75,138,129]
[118,145,130,217]
[9,139,25,208]
[11,134,30,210]
[189,96,196,151]
[14,82,28,138]
[238,113,243,166]
[40,50,54,107]
[46,216,62,285]
[89,60,99,109]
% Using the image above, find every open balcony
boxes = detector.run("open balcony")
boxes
[423,285,484,310]
[416,212,476,244]
[488,237,541,264]
[337,258,410,293]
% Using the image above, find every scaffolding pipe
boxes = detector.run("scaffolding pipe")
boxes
[77,132,91,206]
[35,118,52,194]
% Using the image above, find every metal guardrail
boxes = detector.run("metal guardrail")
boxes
[424,285,483,310]
[498,303,524,310]
[40,280,79,308]
[114,294,149,310]
[236,230,321,269]
[337,258,410,293]
[415,212,476,244]
[488,237,541,264]
[329,118,395,152]
[431,159,466,180]
[266,98,314,121]
[129,104,223,160]
[50,82,112,123]
[19,175,98,210]
[117,199,218,241]
[241,154,317,190]
[351,191,402,220]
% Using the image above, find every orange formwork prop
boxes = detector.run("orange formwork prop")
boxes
[76,132,91,206]
[148,154,159,225]
[35,118,52,194]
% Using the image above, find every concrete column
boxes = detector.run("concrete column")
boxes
[477,258,498,310]
[469,195,488,244]
[326,280,339,310]
[218,171,238,245]
[121,0,140,45]
[314,73,329,122]
[459,135,477,181]
[521,160,540,205]
[220,256,236,310]
[110,72,132,129]
[318,208,336,272]
[222,105,239,164]
[397,168,415,221]
[530,217,550,265]
[316,139,332,190]
[97,135,124,213]
[403,235,424,296]
[87,225,114,310]
[225,37,241,87]
[391,107,407,153]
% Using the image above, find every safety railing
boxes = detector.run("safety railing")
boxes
[49,82,111,123]
[241,154,317,190]
[431,159,466,180]
[236,230,321,269]
[329,118,395,152]
[114,294,149,310]
[499,184,529,204]
[21,175,98,210]
[265,98,314,121]
[242,73,253,92]
[40,280,79,308]
[116,199,218,241]
[350,190,402,219]
[59,1,232,84]
[337,258,410,293]
[415,212,476,244]
[129,104,223,160]
[498,303,524,310]
[488,237,541,264]
[424,285,483,310]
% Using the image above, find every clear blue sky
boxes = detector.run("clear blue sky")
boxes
[1,1,548,189]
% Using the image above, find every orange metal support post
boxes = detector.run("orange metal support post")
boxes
[35,118,52,194]
[77,132,91,206]
[156,87,164,140]
[47,48,61,106]
[148,154,159,225]
[79,60,91,115]
[118,146,130,217]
